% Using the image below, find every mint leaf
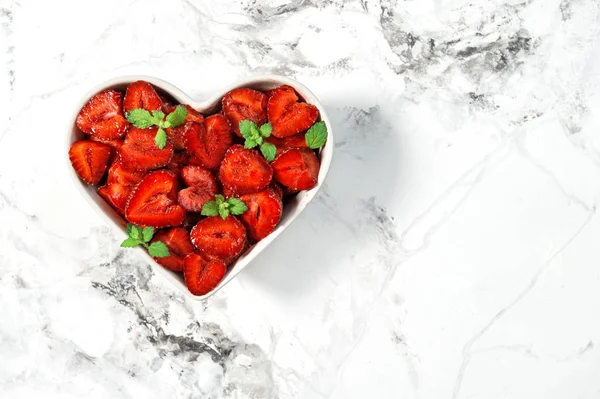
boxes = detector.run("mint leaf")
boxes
[218,206,229,220]
[148,241,170,258]
[201,201,220,217]
[155,128,168,149]
[215,194,225,204]
[126,109,154,129]
[305,121,327,149]
[121,237,141,248]
[142,227,154,242]
[259,123,272,138]
[228,197,248,215]
[244,138,258,149]
[260,142,276,162]
[166,105,188,128]
[239,120,257,140]
[127,223,142,240]
[151,110,165,125]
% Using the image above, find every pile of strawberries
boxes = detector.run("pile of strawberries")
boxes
[69,80,326,296]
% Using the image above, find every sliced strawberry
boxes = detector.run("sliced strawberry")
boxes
[178,186,216,212]
[167,151,190,175]
[271,148,319,191]
[270,183,283,199]
[163,104,204,124]
[98,183,133,215]
[222,88,267,136]
[89,136,123,165]
[125,170,186,227]
[164,106,205,151]
[183,252,227,296]
[123,81,162,113]
[184,115,233,170]
[152,227,195,271]
[282,133,308,148]
[239,187,283,241]
[69,140,112,185]
[190,216,247,258]
[107,162,146,186]
[76,89,129,140]
[182,213,203,230]
[181,166,217,189]
[119,127,174,171]
[267,85,319,138]
[218,145,272,194]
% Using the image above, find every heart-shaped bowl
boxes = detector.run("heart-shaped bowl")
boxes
[66,75,333,300]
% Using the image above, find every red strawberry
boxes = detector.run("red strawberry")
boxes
[271,148,319,191]
[163,104,204,124]
[69,140,112,185]
[98,183,133,215]
[76,89,129,140]
[178,186,216,212]
[182,212,203,230]
[268,85,319,138]
[107,162,146,186]
[164,105,205,150]
[167,151,190,175]
[119,127,174,171]
[183,252,227,296]
[270,183,284,199]
[123,81,162,113]
[222,88,267,136]
[184,115,232,170]
[282,133,308,148]
[151,227,195,271]
[239,187,283,241]
[89,136,123,165]
[181,166,217,189]
[219,145,272,194]
[125,170,186,227]
[190,216,247,258]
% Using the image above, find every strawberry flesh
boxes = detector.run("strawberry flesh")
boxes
[123,81,162,113]
[152,227,195,271]
[125,170,186,227]
[178,186,216,212]
[239,187,283,241]
[218,145,272,194]
[69,140,112,185]
[271,148,319,191]
[222,88,267,136]
[164,105,205,150]
[190,216,247,258]
[119,127,174,171]
[267,85,319,138]
[183,252,227,296]
[184,114,232,170]
[76,89,129,140]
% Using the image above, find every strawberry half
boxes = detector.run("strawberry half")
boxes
[151,227,195,271]
[184,114,232,170]
[125,170,186,227]
[107,162,146,186]
[76,89,129,140]
[123,81,162,113]
[222,88,267,136]
[218,145,272,194]
[119,127,174,171]
[178,186,216,212]
[98,162,147,214]
[267,85,319,138]
[164,105,205,150]
[69,140,112,185]
[239,187,283,241]
[181,166,217,189]
[190,216,247,259]
[271,148,319,191]
[183,252,227,296]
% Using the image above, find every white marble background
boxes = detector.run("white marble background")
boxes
[2,0,600,398]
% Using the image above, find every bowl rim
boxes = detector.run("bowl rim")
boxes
[66,74,333,300]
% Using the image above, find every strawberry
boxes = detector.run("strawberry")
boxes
[183,252,227,296]
[282,133,308,148]
[123,81,162,113]
[89,136,123,165]
[267,85,319,138]
[167,151,190,175]
[76,89,129,140]
[125,170,186,227]
[69,140,112,185]
[270,183,284,199]
[271,148,319,191]
[119,127,174,171]
[178,186,216,212]
[184,114,232,170]
[107,162,146,186]
[222,88,267,136]
[181,166,217,189]
[239,187,283,241]
[218,145,272,194]
[164,105,205,150]
[182,212,203,230]
[190,216,247,258]
[98,183,133,215]
[151,227,195,271]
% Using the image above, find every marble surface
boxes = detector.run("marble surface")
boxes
[2,0,600,397]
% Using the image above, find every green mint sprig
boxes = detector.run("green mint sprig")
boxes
[120,223,170,258]
[201,194,248,220]
[126,105,188,150]
[305,121,327,149]
[239,120,277,162]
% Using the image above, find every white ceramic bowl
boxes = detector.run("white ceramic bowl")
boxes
[66,75,333,300]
